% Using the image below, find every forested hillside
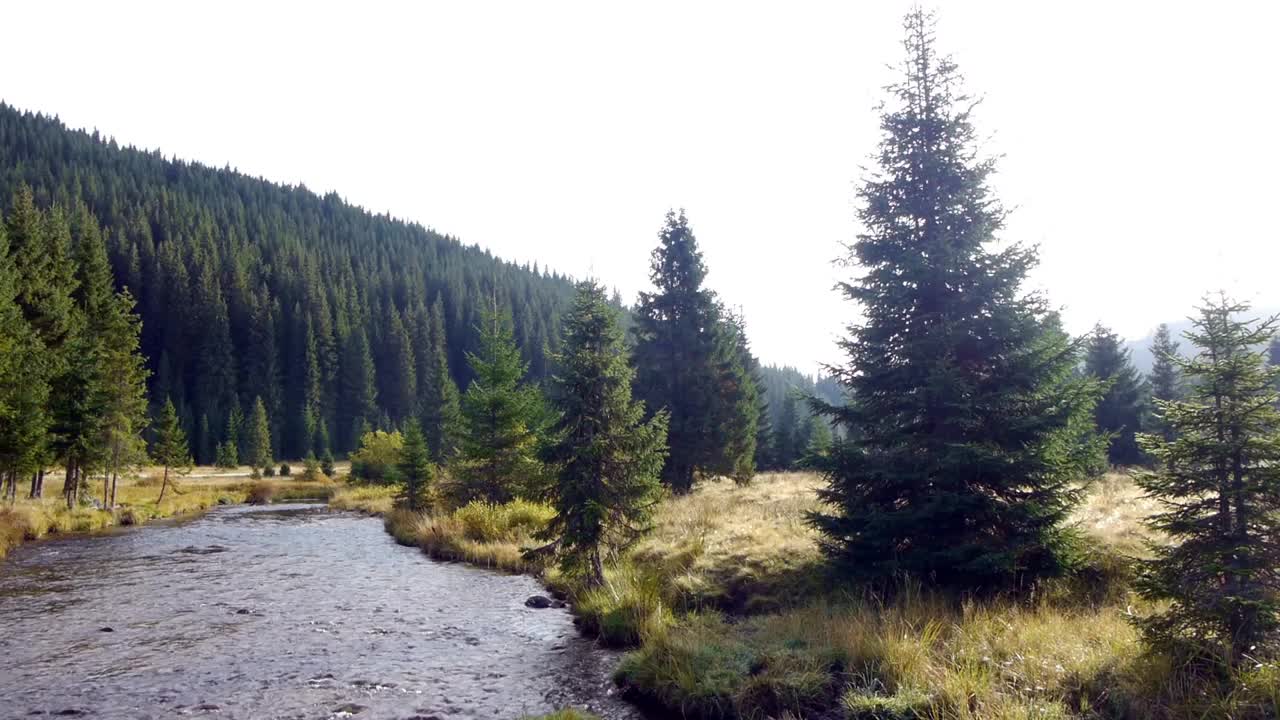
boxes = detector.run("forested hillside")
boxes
[0,103,578,461]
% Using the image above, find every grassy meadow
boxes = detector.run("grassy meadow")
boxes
[0,462,347,560]
[344,471,1280,720]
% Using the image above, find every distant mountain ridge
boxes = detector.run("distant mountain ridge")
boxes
[1124,306,1280,373]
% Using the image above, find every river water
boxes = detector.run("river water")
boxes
[0,504,641,720]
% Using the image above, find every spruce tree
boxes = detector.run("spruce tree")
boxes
[1085,324,1148,466]
[774,394,800,470]
[810,9,1103,591]
[153,397,192,502]
[245,396,273,470]
[1134,297,1280,662]
[418,297,462,462]
[379,307,417,425]
[451,302,548,504]
[396,420,434,511]
[713,311,761,483]
[97,290,150,507]
[0,216,50,501]
[1147,323,1184,442]
[540,280,669,586]
[339,328,378,453]
[632,210,735,493]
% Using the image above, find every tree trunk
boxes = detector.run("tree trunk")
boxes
[158,465,169,503]
[103,473,110,509]
[110,472,119,508]
[29,469,43,499]
[64,461,77,510]
[589,546,605,588]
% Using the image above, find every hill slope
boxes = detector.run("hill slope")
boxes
[0,103,577,461]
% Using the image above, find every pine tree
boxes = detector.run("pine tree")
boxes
[379,307,417,425]
[153,397,192,502]
[396,420,434,512]
[418,297,462,462]
[801,415,833,466]
[0,215,50,501]
[1147,323,1184,442]
[632,210,737,493]
[97,290,150,507]
[1134,297,1280,663]
[245,396,273,470]
[539,280,669,586]
[713,311,760,483]
[774,394,800,469]
[225,403,244,463]
[451,302,548,504]
[1086,325,1148,466]
[810,10,1103,591]
[339,328,378,453]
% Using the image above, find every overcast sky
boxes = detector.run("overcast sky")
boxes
[3,1,1277,373]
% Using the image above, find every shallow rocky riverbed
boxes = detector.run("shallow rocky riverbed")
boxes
[0,503,641,720]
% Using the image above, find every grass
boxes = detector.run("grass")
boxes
[0,463,345,560]
[330,485,398,514]
[384,498,555,572]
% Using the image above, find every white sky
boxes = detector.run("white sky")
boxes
[3,1,1277,373]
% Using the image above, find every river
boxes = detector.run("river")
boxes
[0,504,642,720]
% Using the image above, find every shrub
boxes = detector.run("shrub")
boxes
[263,465,276,477]
[300,456,328,483]
[321,450,336,477]
[279,463,291,476]
[247,481,275,505]
[349,430,404,484]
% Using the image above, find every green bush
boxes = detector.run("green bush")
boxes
[263,465,276,477]
[279,463,291,476]
[349,430,404,484]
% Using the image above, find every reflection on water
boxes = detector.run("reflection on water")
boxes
[0,504,638,719]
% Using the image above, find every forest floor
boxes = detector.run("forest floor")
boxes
[334,472,1280,720]
[0,462,348,560]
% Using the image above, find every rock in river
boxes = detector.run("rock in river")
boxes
[524,595,553,609]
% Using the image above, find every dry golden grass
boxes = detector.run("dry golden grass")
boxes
[630,472,828,612]
[329,485,397,514]
[384,499,555,573]
[1070,471,1162,555]
[0,465,342,559]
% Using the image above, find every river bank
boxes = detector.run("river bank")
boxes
[332,472,1280,720]
[0,464,344,560]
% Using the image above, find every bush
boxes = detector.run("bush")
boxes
[246,481,275,505]
[349,430,404,484]
[300,456,328,483]
[279,463,291,476]
[321,450,336,477]
[263,465,276,477]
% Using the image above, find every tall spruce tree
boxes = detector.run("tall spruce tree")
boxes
[418,297,462,462]
[713,311,761,484]
[810,9,1103,591]
[339,328,378,453]
[632,210,738,493]
[1085,325,1148,466]
[153,397,192,502]
[539,280,669,586]
[379,307,417,426]
[451,302,548,504]
[0,215,50,501]
[1147,323,1184,442]
[97,290,150,507]
[245,396,273,470]
[1134,297,1280,662]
